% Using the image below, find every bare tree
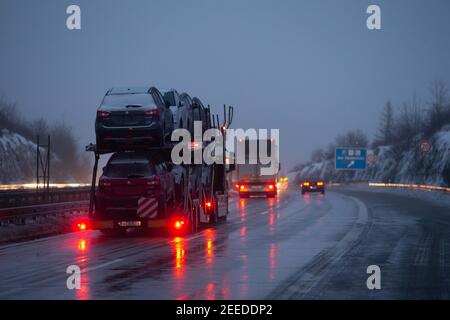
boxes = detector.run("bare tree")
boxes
[311,148,325,162]
[31,118,49,139]
[374,100,394,146]
[426,80,448,135]
[335,129,368,148]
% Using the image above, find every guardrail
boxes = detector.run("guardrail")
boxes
[368,182,450,193]
[0,201,89,226]
[0,187,91,209]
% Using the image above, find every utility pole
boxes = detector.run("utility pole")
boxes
[36,135,51,199]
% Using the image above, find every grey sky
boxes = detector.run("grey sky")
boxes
[1,0,450,169]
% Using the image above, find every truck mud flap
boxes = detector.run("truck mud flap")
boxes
[216,194,228,218]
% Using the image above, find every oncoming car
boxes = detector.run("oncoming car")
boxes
[301,179,325,195]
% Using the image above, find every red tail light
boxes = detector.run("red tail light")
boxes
[144,108,160,118]
[97,111,111,118]
[267,184,275,190]
[76,220,90,232]
[205,201,213,212]
[235,184,240,189]
[173,219,186,230]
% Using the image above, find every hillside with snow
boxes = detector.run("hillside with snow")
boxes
[290,125,450,186]
[0,129,57,183]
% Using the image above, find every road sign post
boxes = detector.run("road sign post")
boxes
[335,147,367,170]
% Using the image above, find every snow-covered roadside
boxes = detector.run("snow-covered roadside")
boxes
[331,183,450,208]
[290,125,450,186]
[0,211,86,244]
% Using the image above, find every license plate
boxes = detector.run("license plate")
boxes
[118,221,142,227]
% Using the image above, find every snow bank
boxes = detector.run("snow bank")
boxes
[290,126,450,187]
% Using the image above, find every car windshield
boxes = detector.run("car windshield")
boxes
[104,161,154,178]
[101,93,156,108]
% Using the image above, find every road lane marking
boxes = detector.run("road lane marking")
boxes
[266,194,369,299]
[82,259,124,273]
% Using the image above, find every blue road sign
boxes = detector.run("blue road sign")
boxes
[335,147,367,170]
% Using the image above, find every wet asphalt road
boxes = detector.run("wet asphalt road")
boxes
[0,187,449,299]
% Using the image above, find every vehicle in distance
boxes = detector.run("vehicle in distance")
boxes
[94,151,176,233]
[95,86,174,151]
[301,179,325,195]
[235,139,278,198]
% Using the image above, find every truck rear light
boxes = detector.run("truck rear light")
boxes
[205,201,213,213]
[144,108,160,118]
[173,219,186,230]
[235,184,240,189]
[76,220,90,232]
[96,111,111,118]
[267,184,275,190]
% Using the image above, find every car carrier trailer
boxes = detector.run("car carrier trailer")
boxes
[83,105,234,235]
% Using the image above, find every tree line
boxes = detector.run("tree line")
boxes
[0,95,90,182]
[299,80,450,167]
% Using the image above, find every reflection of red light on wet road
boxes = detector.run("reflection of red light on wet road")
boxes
[74,254,89,300]
[205,228,216,265]
[240,226,246,239]
[269,243,277,280]
[77,239,87,252]
[76,274,90,300]
[172,237,186,278]
[303,193,311,205]
[240,199,246,222]
[206,282,215,300]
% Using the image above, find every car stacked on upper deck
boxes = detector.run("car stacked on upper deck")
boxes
[95,87,174,152]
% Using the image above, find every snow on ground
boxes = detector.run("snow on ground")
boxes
[290,126,450,187]
[0,129,60,183]
[334,183,450,208]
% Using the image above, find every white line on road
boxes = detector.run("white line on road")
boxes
[82,259,124,273]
